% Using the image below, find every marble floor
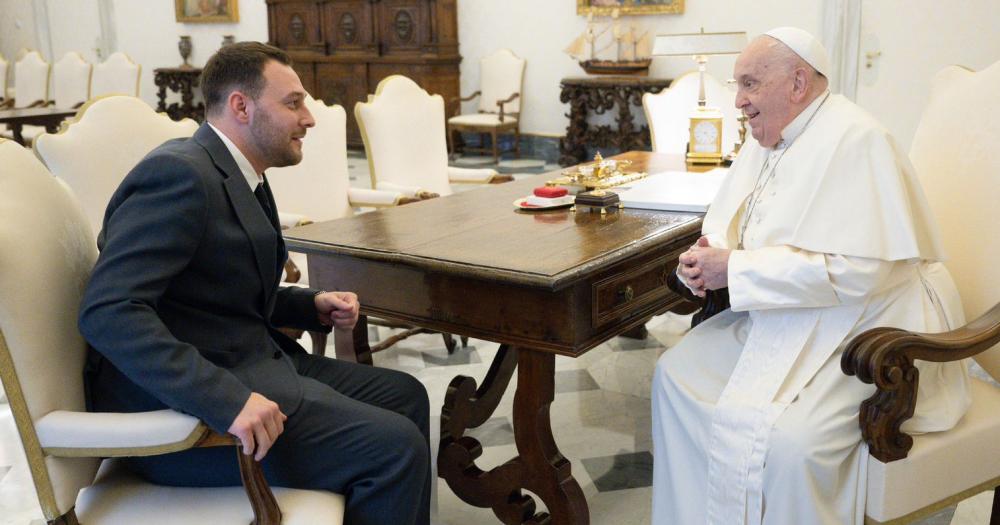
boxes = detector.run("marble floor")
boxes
[0,152,995,524]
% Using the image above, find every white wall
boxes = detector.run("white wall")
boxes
[855,0,1000,150]
[111,0,267,107]
[0,0,39,92]
[456,0,823,136]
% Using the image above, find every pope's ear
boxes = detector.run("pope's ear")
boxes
[790,67,811,102]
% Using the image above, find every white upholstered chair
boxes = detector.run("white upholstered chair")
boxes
[33,95,198,236]
[51,52,92,109]
[9,50,50,108]
[642,70,741,156]
[268,95,408,228]
[16,52,93,144]
[840,61,1000,524]
[0,53,8,105]
[1,51,50,143]
[274,94,461,355]
[356,75,508,199]
[90,52,140,98]
[0,138,345,524]
[447,48,526,162]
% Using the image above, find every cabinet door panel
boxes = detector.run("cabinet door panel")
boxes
[272,1,326,55]
[377,0,428,55]
[323,0,377,57]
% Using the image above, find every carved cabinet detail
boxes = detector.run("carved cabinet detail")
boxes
[267,0,460,146]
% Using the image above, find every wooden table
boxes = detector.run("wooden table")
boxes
[558,76,672,166]
[0,107,79,145]
[285,151,703,524]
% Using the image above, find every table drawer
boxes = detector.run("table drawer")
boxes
[592,251,681,328]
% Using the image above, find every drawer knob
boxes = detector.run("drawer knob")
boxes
[618,285,635,303]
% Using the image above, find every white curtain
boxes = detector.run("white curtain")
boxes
[822,0,863,100]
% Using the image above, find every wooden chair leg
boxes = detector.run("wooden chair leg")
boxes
[308,330,328,356]
[491,129,499,163]
[447,124,455,158]
[460,335,469,348]
[443,333,457,354]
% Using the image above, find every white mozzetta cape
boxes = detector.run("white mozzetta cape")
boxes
[703,93,944,262]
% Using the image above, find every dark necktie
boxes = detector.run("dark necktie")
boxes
[253,182,279,232]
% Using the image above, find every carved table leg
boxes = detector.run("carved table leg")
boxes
[336,314,373,365]
[439,346,589,524]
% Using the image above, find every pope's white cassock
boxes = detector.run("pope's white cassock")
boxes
[651,90,972,524]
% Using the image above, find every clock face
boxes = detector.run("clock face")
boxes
[694,120,719,144]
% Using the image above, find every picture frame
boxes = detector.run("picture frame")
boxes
[175,0,239,23]
[577,0,684,16]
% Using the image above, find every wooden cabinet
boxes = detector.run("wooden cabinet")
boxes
[267,0,461,147]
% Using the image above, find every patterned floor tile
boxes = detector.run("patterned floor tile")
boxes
[554,369,600,394]
[581,451,654,492]
[422,345,483,367]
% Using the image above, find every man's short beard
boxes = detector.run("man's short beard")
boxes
[250,106,302,168]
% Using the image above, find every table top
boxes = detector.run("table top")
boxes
[0,106,78,120]
[285,152,704,290]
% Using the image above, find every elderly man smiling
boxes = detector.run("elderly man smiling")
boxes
[650,28,971,524]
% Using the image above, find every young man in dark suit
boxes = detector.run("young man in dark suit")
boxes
[79,42,430,525]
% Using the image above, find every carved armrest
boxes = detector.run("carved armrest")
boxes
[496,93,520,123]
[0,99,13,109]
[450,91,482,106]
[841,301,1000,463]
[38,410,282,524]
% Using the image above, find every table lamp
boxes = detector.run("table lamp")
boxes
[653,29,747,164]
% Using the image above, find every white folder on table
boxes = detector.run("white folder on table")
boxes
[618,168,728,213]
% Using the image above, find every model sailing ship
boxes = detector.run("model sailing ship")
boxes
[564,10,653,75]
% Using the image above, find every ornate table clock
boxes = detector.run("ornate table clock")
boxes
[687,106,724,165]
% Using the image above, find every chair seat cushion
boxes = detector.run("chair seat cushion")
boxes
[448,113,517,127]
[76,459,345,524]
[865,378,1000,523]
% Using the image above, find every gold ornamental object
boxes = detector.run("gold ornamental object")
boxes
[547,152,648,191]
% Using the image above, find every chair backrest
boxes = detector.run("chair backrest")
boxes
[13,50,50,107]
[268,95,354,222]
[0,53,8,102]
[51,52,92,109]
[34,96,199,235]
[355,75,452,196]
[90,52,140,98]
[478,48,526,115]
[642,70,740,156]
[0,139,102,521]
[909,61,1000,381]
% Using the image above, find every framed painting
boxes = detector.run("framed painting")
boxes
[577,0,684,16]
[175,0,239,23]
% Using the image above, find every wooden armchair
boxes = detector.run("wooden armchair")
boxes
[641,70,740,155]
[268,95,436,355]
[90,52,140,98]
[668,61,1000,524]
[16,52,92,144]
[356,75,511,201]
[446,48,526,163]
[1,50,50,143]
[0,139,345,524]
[0,53,8,105]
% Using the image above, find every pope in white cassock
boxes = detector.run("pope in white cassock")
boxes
[651,27,972,524]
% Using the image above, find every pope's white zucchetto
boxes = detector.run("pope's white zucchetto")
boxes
[764,26,831,78]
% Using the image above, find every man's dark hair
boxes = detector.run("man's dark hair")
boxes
[200,42,292,116]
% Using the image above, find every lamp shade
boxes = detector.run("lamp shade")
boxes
[652,31,747,56]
